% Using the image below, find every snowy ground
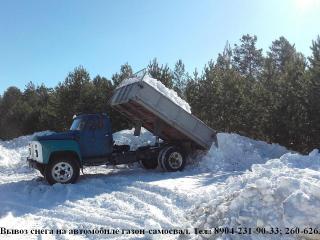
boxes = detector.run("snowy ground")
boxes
[1,129,320,240]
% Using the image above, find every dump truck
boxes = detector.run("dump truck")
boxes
[27,73,217,184]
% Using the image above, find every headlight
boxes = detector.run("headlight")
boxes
[29,141,43,162]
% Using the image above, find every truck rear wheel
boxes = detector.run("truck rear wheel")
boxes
[158,146,169,171]
[159,146,186,172]
[45,157,80,185]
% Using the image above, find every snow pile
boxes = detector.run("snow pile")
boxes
[198,133,288,171]
[0,134,34,173]
[0,131,52,176]
[112,130,288,171]
[0,131,52,149]
[189,150,320,239]
[118,76,192,113]
[113,127,157,150]
[0,145,25,172]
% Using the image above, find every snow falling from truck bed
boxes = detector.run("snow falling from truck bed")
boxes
[1,129,320,239]
[118,76,192,113]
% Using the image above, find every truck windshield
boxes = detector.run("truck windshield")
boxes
[70,118,86,130]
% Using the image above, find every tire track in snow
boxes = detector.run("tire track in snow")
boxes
[0,169,192,240]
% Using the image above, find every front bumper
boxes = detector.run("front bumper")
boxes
[27,158,44,171]
[27,158,37,168]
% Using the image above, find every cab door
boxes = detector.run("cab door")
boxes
[80,115,110,158]
[92,115,113,156]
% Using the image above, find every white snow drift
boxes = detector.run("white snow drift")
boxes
[190,150,320,239]
[0,129,320,240]
[118,75,192,113]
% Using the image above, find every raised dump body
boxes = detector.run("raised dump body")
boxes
[110,79,217,150]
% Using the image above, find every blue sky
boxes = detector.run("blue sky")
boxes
[0,0,319,93]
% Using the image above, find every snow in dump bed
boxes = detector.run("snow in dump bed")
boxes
[118,76,192,113]
[113,127,157,150]
[1,129,320,240]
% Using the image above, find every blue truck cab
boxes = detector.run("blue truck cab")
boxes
[69,113,113,159]
[27,113,118,184]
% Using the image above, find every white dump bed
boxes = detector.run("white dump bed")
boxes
[110,80,217,150]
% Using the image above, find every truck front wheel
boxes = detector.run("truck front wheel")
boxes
[45,157,80,185]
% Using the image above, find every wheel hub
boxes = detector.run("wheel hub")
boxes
[168,152,183,169]
[51,162,73,183]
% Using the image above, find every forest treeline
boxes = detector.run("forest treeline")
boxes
[1,34,320,153]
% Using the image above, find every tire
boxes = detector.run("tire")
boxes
[45,157,80,185]
[140,158,158,169]
[157,146,170,171]
[161,146,186,172]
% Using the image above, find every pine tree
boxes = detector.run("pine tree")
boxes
[305,36,320,150]
[216,41,232,70]
[231,36,263,135]
[185,69,201,118]
[147,58,173,88]
[262,37,307,148]
[112,63,133,87]
[0,87,24,138]
[172,59,188,98]
[52,66,93,130]
[232,34,263,79]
